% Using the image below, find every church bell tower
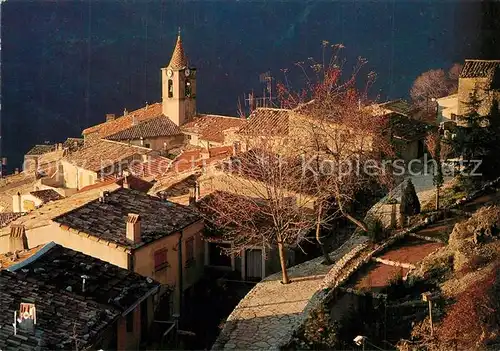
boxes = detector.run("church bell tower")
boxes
[161,29,197,126]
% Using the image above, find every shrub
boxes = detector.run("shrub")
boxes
[400,179,421,227]
[301,305,341,349]
[366,218,387,242]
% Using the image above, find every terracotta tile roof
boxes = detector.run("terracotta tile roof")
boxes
[460,59,500,78]
[0,268,120,350]
[181,115,247,143]
[0,183,121,236]
[0,212,23,229]
[25,144,55,156]
[62,137,85,151]
[169,146,233,173]
[106,115,182,141]
[0,244,44,270]
[82,103,162,138]
[169,34,187,70]
[126,154,172,179]
[63,139,150,173]
[238,108,291,136]
[79,175,154,194]
[52,188,201,250]
[29,189,64,203]
[9,243,160,313]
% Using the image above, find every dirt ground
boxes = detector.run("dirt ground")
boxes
[379,239,444,264]
[354,263,409,290]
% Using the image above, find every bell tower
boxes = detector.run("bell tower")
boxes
[161,29,197,126]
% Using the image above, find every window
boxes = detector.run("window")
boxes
[144,143,151,148]
[126,312,134,333]
[185,237,194,266]
[154,248,168,271]
[168,79,173,98]
[185,80,192,97]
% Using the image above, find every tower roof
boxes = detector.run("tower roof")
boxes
[168,31,187,70]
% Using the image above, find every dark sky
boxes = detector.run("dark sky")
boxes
[1,0,483,170]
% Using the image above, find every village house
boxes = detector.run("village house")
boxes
[81,32,244,158]
[12,188,64,213]
[433,59,500,129]
[0,186,205,315]
[58,139,153,190]
[366,100,431,163]
[0,242,161,350]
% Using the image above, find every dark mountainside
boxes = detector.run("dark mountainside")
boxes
[1,1,482,172]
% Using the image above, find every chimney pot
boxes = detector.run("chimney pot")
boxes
[122,176,130,189]
[124,108,128,116]
[126,213,141,243]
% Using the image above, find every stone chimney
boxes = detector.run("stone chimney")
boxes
[9,224,28,252]
[194,181,200,201]
[188,188,196,206]
[124,108,129,116]
[122,176,130,189]
[14,168,19,175]
[106,113,116,122]
[232,141,241,156]
[12,192,22,213]
[126,213,141,244]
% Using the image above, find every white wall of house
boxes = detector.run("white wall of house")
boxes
[12,193,43,213]
[436,94,458,123]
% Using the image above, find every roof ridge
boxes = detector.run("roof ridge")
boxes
[464,59,500,63]
[7,242,57,272]
[100,138,152,150]
[197,113,240,119]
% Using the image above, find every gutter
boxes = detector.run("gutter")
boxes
[122,284,160,317]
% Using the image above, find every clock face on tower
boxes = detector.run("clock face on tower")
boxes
[185,68,191,77]
[167,69,173,78]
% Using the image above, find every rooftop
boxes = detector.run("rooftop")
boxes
[0,182,121,236]
[105,114,182,141]
[181,115,246,143]
[82,102,163,138]
[63,139,150,173]
[388,114,432,142]
[53,187,201,249]
[0,212,23,229]
[29,189,64,203]
[169,33,188,70]
[460,59,500,79]
[0,245,44,270]
[238,108,292,136]
[25,144,55,157]
[0,268,120,350]
[8,242,160,313]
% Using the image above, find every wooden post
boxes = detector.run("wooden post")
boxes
[428,299,434,337]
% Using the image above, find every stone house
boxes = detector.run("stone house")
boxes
[59,139,152,190]
[199,191,298,281]
[12,189,64,213]
[181,115,247,148]
[457,59,500,120]
[0,186,205,315]
[0,242,161,350]
[105,114,185,152]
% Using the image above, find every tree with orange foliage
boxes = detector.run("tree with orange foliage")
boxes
[276,43,394,255]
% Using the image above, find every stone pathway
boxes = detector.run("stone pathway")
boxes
[211,234,368,350]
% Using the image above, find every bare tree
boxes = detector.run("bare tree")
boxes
[410,63,463,110]
[199,143,320,284]
[276,43,394,241]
